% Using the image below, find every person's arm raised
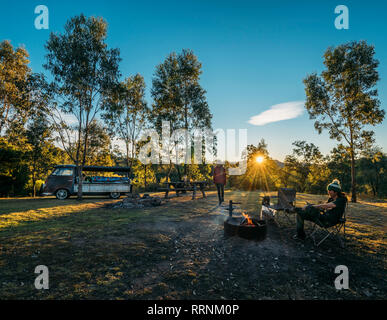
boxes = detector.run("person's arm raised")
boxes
[313,202,336,210]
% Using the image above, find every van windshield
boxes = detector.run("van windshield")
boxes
[51,168,74,176]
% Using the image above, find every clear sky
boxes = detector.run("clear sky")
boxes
[1,0,386,161]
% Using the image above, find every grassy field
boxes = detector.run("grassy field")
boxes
[0,191,386,300]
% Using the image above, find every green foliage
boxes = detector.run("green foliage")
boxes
[44,14,122,198]
[0,138,29,196]
[1,29,386,200]
[150,49,213,180]
[357,146,387,197]
[0,40,31,135]
[151,49,212,132]
[102,74,149,167]
[130,160,156,190]
[327,144,352,192]
[307,162,332,194]
[26,109,56,196]
[303,41,385,202]
[82,120,114,167]
[283,141,323,192]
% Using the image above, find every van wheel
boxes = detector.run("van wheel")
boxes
[56,189,69,200]
[110,192,121,199]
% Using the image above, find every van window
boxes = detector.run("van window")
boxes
[52,168,74,176]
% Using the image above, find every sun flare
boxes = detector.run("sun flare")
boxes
[256,156,264,164]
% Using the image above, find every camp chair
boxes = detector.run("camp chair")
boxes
[308,202,348,248]
[261,188,297,225]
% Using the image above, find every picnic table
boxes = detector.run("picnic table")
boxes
[158,181,208,200]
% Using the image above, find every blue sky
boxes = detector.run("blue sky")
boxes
[1,0,386,161]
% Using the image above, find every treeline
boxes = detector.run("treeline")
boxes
[0,14,213,197]
[228,139,387,198]
[1,14,385,199]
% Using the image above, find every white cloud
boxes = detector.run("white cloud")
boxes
[60,112,78,126]
[248,101,305,126]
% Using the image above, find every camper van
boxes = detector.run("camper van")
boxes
[41,165,132,200]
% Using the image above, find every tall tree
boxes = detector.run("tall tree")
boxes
[26,108,55,197]
[103,74,149,168]
[0,40,31,136]
[150,49,212,179]
[44,14,121,199]
[303,41,385,202]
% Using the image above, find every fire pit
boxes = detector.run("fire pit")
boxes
[223,200,267,241]
[224,215,267,241]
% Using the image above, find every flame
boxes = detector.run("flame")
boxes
[242,212,254,225]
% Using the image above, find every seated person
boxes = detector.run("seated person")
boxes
[292,179,348,240]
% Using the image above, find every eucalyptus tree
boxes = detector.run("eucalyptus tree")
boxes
[103,74,149,168]
[44,14,121,199]
[0,40,31,136]
[151,49,213,179]
[303,41,385,202]
[26,109,56,197]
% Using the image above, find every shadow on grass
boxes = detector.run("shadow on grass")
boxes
[0,196,120,216]
[0,190,385,299]
[0,192,221,299]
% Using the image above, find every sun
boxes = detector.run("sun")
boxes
[256,156,264,164]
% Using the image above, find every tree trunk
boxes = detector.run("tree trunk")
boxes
[78,142,88,201]
[126,142,130,167]
[166,163,172,182]
[77,165,83,201]
[371,184,376,197]
[1,97,11,134]
[176,164,182,181]
[31,158,37,198]
[75,108,83,200]
[79,118,91,200]
[184,106,189,177]
[32,175,36,198]
[350,149,357,203]
[144,164,147,188]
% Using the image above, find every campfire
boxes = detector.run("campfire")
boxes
[224,201,267,241]
[241,212,254,226]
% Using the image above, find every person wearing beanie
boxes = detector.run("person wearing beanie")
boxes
[327,179,342,193]
[292,179,348,240]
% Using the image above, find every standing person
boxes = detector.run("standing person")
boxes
[292,179,348,240]
[213,161,226,205]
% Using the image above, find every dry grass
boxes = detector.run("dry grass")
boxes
[0,190,385,300]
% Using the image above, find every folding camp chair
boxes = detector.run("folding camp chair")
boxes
[261,188,297,225]
[308,203,348,248]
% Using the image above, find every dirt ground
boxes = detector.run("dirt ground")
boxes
[121,204,386,300]
[0,191,386,299]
